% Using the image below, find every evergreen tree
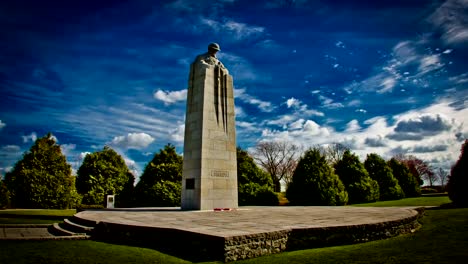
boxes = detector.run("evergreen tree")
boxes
[4,133,79,209]
[365,153,404,201]
[134,144,182,207]
[287,148,348,205]
[388,158,421,197]
[334,150,379,204]
[237,147,278,206]
[115,171,135,207]
[76,146,132,206]
[448,139,468,207]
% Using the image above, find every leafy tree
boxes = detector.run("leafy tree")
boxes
[237,147,278,206]
[448,140,468,207]
[334,150,379,204]
[388,158,421,197]
[287,148,348,206]
[134,144,182,207]
[251,141,300,192]
[0,179,10,209]
[4,133,79,209]
[394,154,429,186]
[364,153,404,201]
[76,146,132,206]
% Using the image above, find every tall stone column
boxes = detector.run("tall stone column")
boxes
[181,47,238,210]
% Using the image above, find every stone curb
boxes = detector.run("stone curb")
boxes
[0,235,90,241]
[0,224,52,228]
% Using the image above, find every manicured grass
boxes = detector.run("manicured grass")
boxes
[0,240,191,264]
[233,208,468,264]
[351,195,451,207]
[0,209,76,224]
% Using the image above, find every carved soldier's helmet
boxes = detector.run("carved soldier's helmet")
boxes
[208,42,221,51]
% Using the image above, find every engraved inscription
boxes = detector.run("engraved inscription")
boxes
[211,170,229,178]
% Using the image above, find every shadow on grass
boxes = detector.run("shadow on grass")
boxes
[0,214,68,221]
[426,202,468,210]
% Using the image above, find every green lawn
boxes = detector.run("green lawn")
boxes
[0,209,76,224]
[351,195,451,207]
[1,197,466,264]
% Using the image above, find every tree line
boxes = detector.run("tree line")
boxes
[0,133,466,209]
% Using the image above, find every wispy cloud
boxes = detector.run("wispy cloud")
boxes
[197,17,265,41]
[285,97,324,116]
[318,95,344,109]
[235,88,274,112]
[428,0,468,45]
[22,132,37,143]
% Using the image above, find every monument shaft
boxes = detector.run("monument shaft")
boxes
[182,60,238,210]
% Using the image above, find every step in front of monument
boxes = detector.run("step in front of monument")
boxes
[74,207,424,262]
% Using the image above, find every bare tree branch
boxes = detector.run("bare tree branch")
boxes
[251,141,301,192]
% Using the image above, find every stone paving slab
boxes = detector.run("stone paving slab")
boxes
[1,226,54,239]
[0,224,90,240]
[76,206,419,238]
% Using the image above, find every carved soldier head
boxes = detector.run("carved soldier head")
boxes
[208,43,221,57]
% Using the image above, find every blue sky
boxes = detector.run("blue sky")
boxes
[1,0,467,181]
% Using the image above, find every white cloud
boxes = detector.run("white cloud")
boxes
[80,152,91,159]
[289,119,305,130]
[170,124,185,143]
[22,132,37,143]
[286,97,300,108]
[154,89,187,105]
[110,132,155,150]
[253,99,467,171]
[0,120,5,130]
[345,120,361,132]
[235,106,246,118]
[60,144,76,156]
[235,88,274,112]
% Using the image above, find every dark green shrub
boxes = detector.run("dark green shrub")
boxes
[237,147,277,206]
[421,187,439,194]
[287,148,348,206]
[0,180,10,209]
[134,144,182,207]
[334,150,379,204]
[448,140,468,207]
[76,146,133,206]
[365,153,404,201]
[239,183,278,206]
[388,158,421,197]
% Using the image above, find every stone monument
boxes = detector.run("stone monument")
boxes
[181,43,238,210]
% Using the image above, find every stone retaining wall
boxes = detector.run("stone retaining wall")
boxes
[86,208,424,262]
[223,208,423,262]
